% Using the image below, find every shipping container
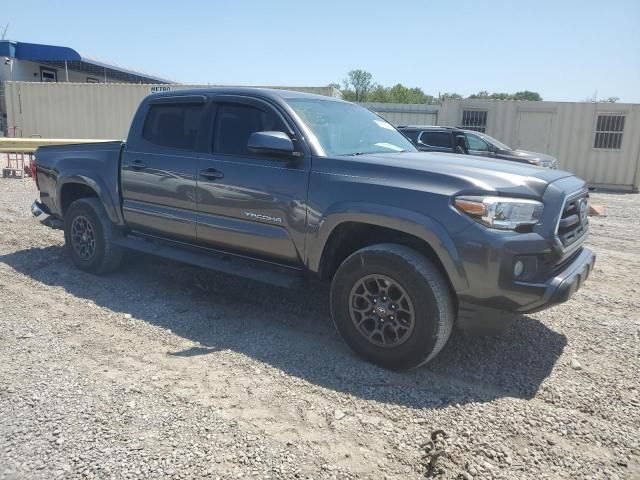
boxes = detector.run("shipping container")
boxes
[4,82,639,190]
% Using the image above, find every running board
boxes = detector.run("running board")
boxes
[112,235,304,289]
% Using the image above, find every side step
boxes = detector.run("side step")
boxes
[112,235,304,289]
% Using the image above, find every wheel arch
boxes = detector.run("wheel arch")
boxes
[310,204,468,293]
[56,174,123,226]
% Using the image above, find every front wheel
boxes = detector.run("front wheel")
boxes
[330,244,454,370]
[63,198,123,274]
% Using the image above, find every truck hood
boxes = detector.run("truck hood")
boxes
[498,148,558,166]
[350,151,574,198]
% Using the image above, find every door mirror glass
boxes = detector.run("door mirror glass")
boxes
[248,131,294,155]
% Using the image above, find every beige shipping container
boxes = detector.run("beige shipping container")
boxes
[363,99,640,191]
[361,102,438,127]
[4,82,640,190]
[437,99,640,191]
[4,81,341,140]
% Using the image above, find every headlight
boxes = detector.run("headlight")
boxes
[529,158,557,169]
[454,196,543,231]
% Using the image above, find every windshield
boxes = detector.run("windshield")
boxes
[473,131,512,151]
[285,99,416,156]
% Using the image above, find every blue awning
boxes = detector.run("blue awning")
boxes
[1,40,173,84]
[12,41,82,62]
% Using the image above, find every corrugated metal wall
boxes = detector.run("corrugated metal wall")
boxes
[360,102,438,126]
[4,82,640,190]
[4,82,341,139]
[363,99,640,191]
[437,99,640,191]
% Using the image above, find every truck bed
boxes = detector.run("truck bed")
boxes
[35,141,125,221]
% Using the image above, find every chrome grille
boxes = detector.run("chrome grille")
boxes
[556,190,589,249]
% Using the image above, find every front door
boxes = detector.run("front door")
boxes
[195,97,309,265]
[465,132,492,157]
[121,96,207,241]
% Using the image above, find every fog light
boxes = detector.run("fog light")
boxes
[514,260,524,277]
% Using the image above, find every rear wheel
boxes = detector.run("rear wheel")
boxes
[330,243,454,370]
[63,198,123,274]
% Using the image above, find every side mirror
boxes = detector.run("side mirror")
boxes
[248,131,295,156]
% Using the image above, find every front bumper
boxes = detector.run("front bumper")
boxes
[456,247,595,332]
[518,247,595,313]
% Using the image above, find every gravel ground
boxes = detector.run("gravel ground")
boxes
[0,177,638,479]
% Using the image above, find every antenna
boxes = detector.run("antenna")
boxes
[1,24,8,40]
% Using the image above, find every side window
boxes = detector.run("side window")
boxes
[41,68,57,83]
[401,130,419,142]
[466,133,489,152]
[142,103,203,150]
[213,103,286,156]
[419,131,452,148]
[594,114,625,149]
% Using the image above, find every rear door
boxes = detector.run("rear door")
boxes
[121,95,209,241]
[418,131,454,152]
[195,96,310,265]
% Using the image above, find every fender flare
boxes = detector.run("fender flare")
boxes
[56,173,125,226]
[308,202,469,292]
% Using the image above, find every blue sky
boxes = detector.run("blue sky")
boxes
[5,0,640,102]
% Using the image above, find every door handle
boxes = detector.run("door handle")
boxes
[130,160,147,170]
[199,168,224,180]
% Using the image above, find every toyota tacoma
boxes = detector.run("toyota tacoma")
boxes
[31,88,595,370]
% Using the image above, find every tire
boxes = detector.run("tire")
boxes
[63,198,123,274]
[330,243,454,370]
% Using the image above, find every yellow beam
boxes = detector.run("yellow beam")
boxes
[0,138,118,153]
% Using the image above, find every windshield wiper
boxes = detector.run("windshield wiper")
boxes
[344,149,408,156]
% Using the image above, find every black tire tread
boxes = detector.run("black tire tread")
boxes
[64,198,123,274]
[331,243,454,369]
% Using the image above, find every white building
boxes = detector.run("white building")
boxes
[0,40,173,84]
[0,40,173,135]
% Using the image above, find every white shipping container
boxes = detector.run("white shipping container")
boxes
[4,82,639,190]
[4,82,341,140]
[364,99,640,191]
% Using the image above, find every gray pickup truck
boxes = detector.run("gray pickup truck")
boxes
[32,88,595,370]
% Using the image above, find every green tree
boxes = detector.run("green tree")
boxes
[387,84,427,103]
[367,84,390,103]
[440,92,463,100]
[343,69,374,102]
[512,90,543,101]
[468,90,490,99]
[488,92,512,100]
[467,90,542,101]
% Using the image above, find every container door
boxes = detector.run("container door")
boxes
[516,111,554,153]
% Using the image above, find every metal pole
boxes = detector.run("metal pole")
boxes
[64,61,69,82]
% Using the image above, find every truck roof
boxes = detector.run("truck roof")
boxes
[148,87,344,103]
